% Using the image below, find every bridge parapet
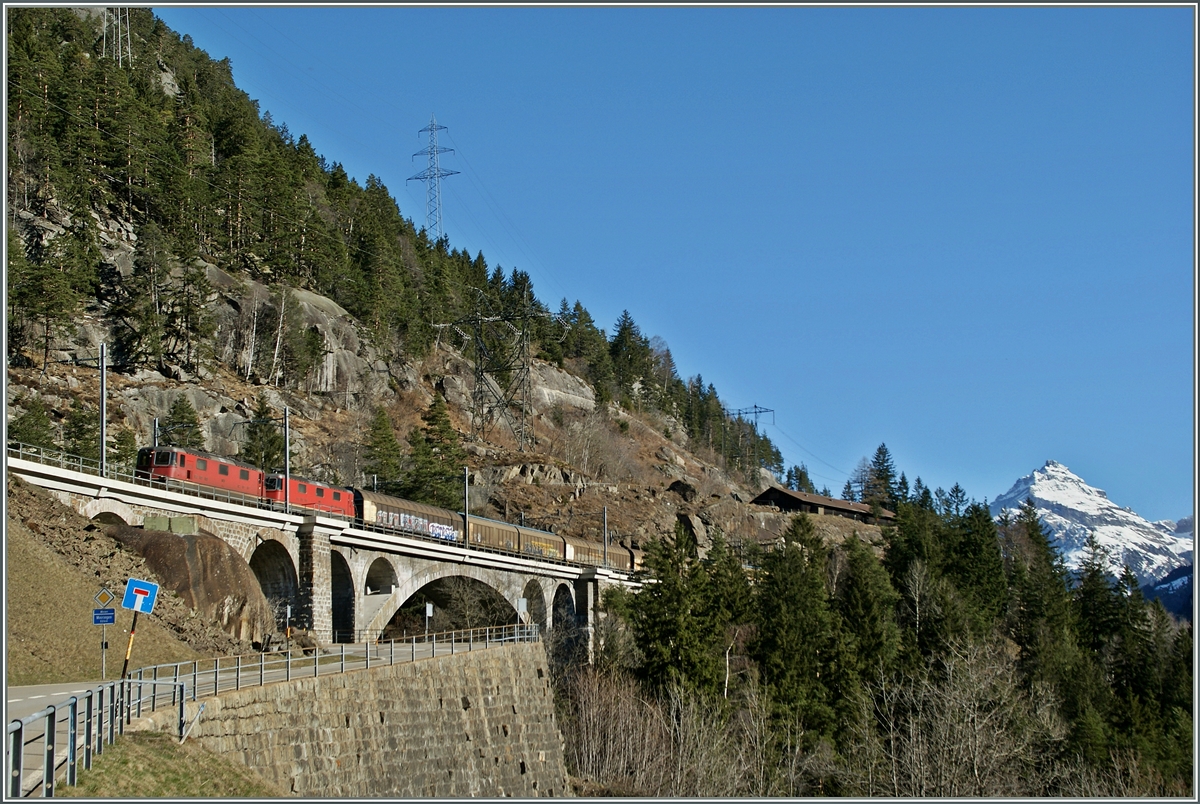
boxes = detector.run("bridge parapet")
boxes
[8,450,639,651]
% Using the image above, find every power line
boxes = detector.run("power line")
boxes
[765,422,849,479]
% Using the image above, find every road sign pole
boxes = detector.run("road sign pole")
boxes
[119,610,140,682]
[101,624,106,681]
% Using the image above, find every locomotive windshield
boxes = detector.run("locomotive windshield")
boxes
[153,451,174,466]
[265,476,282,491]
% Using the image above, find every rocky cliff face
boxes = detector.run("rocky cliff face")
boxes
[106,524,276,645]
[9,201,832,553]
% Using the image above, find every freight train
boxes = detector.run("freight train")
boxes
[135,445,643,572]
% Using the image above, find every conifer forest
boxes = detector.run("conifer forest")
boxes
[5,8,1193,796]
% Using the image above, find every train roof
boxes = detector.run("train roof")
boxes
[467,513,560,538]
[355,489,461,521]
[140,445,262,472]
[263,471,348,488]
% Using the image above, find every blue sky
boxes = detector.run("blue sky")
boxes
[153,5,1195,523]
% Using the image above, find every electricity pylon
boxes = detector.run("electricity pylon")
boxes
[406,114,458,243]
[102,8,133,66]
[435,289,568,451]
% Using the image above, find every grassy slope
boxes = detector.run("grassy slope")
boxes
[5,518,206,686]
[56,732,292,798]
[6,483,288,797]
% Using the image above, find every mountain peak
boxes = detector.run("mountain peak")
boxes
[991,462,1191,586]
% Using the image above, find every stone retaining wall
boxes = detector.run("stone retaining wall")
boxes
[135,643,570,797]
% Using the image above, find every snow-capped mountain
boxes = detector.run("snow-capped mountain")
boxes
[989,461,1194,586]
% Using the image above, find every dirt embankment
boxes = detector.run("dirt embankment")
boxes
[6,476,252,686]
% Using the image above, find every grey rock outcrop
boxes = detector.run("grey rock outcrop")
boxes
[106,524,275,645]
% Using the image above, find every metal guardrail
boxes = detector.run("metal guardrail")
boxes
[5,624,539,797]
[6,680,184,799]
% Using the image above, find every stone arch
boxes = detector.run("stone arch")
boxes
[391,563,509,608]
[330,549,355,643]
[549,582,585,665]
[521,579,548,629]
[248,539,298,630]
[81,499,140,526]
[378,565,522,638]
[552,583,576,630]
[364,557,398,596]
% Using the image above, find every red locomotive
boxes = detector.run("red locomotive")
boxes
[264,473,356,517]
[136,446,264,498]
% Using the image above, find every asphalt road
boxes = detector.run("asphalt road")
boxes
[6,682,110,723]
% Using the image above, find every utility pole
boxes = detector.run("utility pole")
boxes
[603,506,608,567]
[284,406,290,514]
[99,343,107,477]
[729,405,774,482]
[407,114,459,243]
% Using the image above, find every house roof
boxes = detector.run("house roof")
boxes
[751,485,896,520]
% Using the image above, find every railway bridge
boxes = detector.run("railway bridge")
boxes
[7,448,634,651]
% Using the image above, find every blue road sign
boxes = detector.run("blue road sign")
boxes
[93,608,116,625]
[121,578,159,614]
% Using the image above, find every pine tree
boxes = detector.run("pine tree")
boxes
[865,443,898,510]
[628,523,724,695]
[110,426,139,475]
[398,395,468,509]
[161,396,204,449]
[786,463,817,494]
[8,240,79,371]
[363,407,403,491]
[8,396,56,450]
[608,310,652,408]
[110,222,170,369]
[1006,497,1074,662]
[241,394,285,471]
[753,514,852,742]
[62,397,100,460]
[837,535,901,679]
[1075,534,1119,655]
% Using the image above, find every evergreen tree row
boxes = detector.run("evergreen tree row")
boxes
[603,448,1192,793]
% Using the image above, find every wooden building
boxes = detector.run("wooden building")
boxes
[751,485,896,525]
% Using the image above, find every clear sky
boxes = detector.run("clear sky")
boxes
[152,5,1196,524]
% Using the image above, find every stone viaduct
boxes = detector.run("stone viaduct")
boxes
[8,455,632,648]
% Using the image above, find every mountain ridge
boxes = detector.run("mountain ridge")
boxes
[989,460,1193,587]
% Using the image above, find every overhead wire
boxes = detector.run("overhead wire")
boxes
[765,422,850,484]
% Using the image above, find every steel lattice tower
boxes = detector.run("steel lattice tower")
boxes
[102,8,133,67]
[407,114,459,242]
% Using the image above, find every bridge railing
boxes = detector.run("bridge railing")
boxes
[6,440,353,522]
[6,679,184,799]
[5,624,539,797]
[8,441,638,574]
